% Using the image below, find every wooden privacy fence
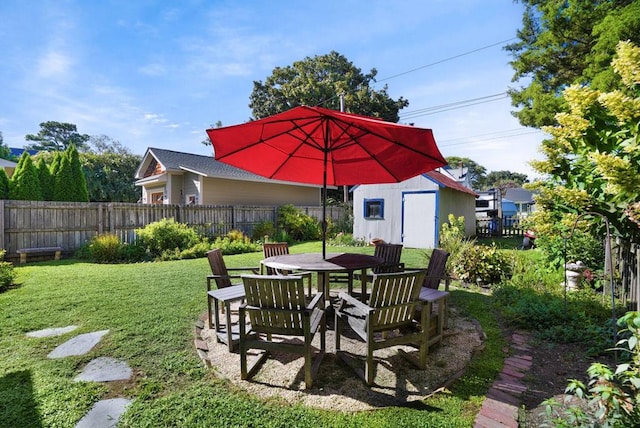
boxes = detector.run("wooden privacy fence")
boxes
[0,200,345,261]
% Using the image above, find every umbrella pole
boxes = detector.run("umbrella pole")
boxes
[322,127,328,260]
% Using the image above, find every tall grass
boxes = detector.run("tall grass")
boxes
[0,242,502,427]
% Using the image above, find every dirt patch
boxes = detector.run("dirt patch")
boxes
[200,305,484,411]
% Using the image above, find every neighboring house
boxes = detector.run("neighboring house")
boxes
[134,147,323,206]
[0,158,17,178]
[504,187,536,217]
[352,168,477,249]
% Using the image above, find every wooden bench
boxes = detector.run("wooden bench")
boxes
[16,247,63,264]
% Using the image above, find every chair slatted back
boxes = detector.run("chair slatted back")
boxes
[372,243,403,274]
[423,249,450,289]
[207,249,232,289]
[368,271,425,331]
[242,275,307,336]
[262,243,290,275]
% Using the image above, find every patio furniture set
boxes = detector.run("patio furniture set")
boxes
[206,244,450,387]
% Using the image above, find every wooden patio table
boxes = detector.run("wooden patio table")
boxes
[262,252,384,301]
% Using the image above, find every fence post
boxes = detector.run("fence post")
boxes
[0,200,4,251]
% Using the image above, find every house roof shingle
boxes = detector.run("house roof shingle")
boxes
[424,170,478,197]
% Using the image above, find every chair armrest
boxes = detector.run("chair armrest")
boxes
[226,266,260,274]
[306,292,325,311]
[337,292,371,316]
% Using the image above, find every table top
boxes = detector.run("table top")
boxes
[262,252,384,272]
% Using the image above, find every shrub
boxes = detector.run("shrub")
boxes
[88,234,123,263]
[537,229,605,271]
[0,250,16,290]
[453,243,513,285]
[439,214,475,277]
[277,205,321,241]
[135,218,199,258]
[545,311,640,427]
[251,221,275,241]
[212,230,260,255]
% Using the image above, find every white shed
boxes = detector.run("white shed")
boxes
[352,169,477,249]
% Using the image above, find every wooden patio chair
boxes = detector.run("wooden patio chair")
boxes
[407,248,451,337]
[361,243,404,290]
[206,249,259,328]
[334,270,427,386]
[421,248,451,291]
[261,242,313,296]
[239,274,326,389]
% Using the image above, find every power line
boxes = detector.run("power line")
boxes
[376,38,518,84]
[399,92,508,120]
[438,130,543,148]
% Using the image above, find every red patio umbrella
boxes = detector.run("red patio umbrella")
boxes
[206,105,447,258]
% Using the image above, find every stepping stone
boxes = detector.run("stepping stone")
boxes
[26,325,78,338]
[76,397,131,428]
[74,357,132,382]
[48,330,110,359]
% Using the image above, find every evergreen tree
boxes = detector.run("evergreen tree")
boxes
[37,157,54,201]
[53,145,88,202]
[0,168,9,199]
[9,152,42,200]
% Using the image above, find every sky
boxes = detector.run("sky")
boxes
[0,0,546,179]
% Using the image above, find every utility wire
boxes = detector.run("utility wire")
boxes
[376,38,517,84]
[399,92,508,120]
[438,130,542,148]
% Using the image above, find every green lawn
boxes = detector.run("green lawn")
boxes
[0,242,503,427]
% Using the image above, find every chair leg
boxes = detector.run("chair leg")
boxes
[365,328,375,386]
[334,311,341,351]
[239,307,248,380]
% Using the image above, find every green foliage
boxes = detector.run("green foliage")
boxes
[9,152,42,200]
[66,144,89,202]
[251,221,275,241]
[86,234,125,263]
[249,51,408,122]
[135,218,200,258]
[211,230,260,255]
[454,242,512,285]
[439,214,475,277]
[506,1,640,128]
[36,157,54,201]
[0,132,12,160]
[81,148,141,202]
[277,204,322,241]
[327,233,367,247]
[545,311,640,427]
[526,41,640,240]
[538,229,605,271]
[24,121,90,151]
[0,250,16,290]
[0,168,9,199]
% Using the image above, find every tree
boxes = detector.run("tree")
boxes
[201,121,222,147]
[445,156,487,190]
[249,51,409,122]
[25,121,90,152]
[53,144,88,202]
[484,170,529,193]
[36,157,54,201]
[528,41,640,239]
[506,0,640,128]
[0,131,13,160]
[9,152,42,200]
[0,168,9,199]
[81,137,141,202]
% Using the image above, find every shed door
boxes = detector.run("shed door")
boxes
[402,192,437,249]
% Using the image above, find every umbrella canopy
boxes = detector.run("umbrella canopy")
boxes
[207,105,447,257]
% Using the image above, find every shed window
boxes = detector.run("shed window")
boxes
[364,199,384,219]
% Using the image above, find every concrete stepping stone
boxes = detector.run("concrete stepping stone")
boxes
[76,397,131,428]
[26,325,78,338]
[48,330,110,359]
[74,357,132,382]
